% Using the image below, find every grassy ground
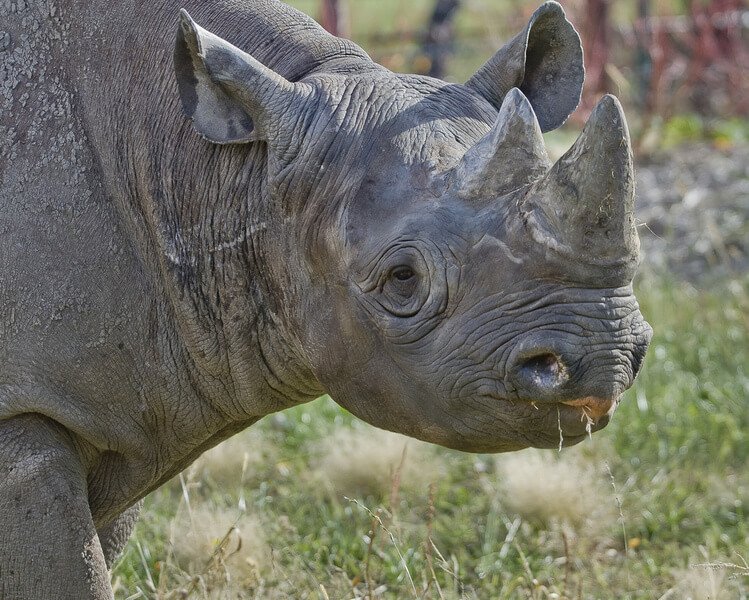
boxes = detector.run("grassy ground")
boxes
[111,272,749,599]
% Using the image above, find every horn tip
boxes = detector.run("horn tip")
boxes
[505,87,529,104]
[584,94,631,146]
[501,87,539,129]
[593,94,625,121]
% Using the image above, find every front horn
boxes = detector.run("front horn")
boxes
[521,95,639,284]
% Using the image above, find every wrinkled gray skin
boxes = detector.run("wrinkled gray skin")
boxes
[0,0,652,597]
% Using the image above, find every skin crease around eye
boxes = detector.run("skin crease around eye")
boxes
[375,262,427,318]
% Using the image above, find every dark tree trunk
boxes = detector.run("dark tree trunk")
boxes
[582,0,611,95]
[320,0,348,38]
[420,0,462,78]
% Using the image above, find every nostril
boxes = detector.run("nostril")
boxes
[631,346,645,379]
[518,353,563,390]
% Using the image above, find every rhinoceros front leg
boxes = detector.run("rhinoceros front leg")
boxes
[97,499,143,569]
[0,414,113,600]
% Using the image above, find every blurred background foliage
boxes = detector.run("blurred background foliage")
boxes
[304,0,749,152]
[112,1,749,599]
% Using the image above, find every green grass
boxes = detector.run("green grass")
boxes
[111,272,749,599]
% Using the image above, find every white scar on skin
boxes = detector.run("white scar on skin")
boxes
[209,222,268,253]
[479,234,524,264]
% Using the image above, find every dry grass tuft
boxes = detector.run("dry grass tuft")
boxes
[187,428,270,490]
[311,425,443,499]
[492,448,616,528]
[672,563,732,600]
[167,503,271,598]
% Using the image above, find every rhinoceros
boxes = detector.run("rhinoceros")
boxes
[0,0,652,596]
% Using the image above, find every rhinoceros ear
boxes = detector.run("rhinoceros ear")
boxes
[174,10,312,145]
[465,2,584,133]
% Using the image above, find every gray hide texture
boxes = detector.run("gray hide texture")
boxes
[0,0,651,597]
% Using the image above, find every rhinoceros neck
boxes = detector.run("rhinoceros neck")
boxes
[66,0,328,414]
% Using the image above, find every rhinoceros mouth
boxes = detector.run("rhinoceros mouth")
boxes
[476,393,619,447]
[561,396,618,420]
[555,397,618,438]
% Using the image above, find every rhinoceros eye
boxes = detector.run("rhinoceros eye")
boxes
[361,246,432,319]
[391,266,415,281]
[378,262,425,317]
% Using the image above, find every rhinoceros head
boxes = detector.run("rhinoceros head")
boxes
[174,3,652,452]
